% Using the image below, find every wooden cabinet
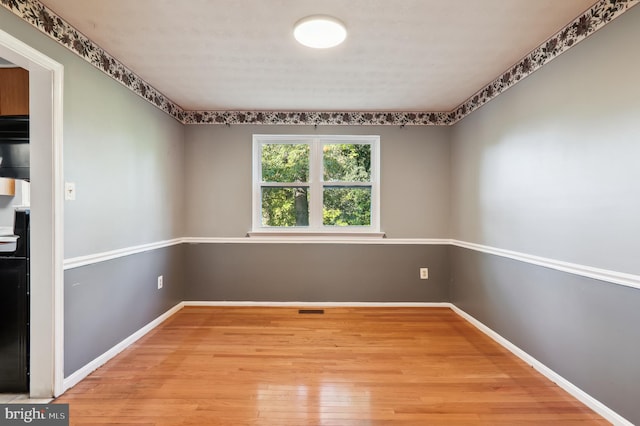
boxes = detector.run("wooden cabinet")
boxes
[0,178,16,196]
[0,68,28,191]
[0,67,29,116]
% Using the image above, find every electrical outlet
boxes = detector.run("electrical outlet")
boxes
[419,268,429,280]
[157,275,163,289]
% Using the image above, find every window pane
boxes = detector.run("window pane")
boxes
[323,187,371,226]
[261,187,309,227]
[262,144,309,182]
[323,144,371,182]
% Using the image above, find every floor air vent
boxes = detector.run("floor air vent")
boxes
[298,309,325,315]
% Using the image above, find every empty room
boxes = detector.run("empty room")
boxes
[0,0,639,425]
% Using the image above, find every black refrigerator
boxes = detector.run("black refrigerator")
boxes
[0,208,30,392]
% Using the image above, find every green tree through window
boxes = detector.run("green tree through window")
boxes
[322,144,371,226]
[253,135,380,233]
[261,143,309,226]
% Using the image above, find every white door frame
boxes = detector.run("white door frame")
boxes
[0,29,64,397]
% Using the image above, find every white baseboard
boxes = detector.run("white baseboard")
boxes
[182,301,451,308]
[449,305,632,426]
[61,301,630,425]
[62,302,185,392]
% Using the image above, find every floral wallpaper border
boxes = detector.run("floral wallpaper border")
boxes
[451,0,639,123]
[1,0,637,126]
[182,110,453,126]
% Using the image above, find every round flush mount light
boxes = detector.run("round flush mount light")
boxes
[293,15,347,49]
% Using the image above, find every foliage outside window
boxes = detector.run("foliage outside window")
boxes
[252,135,380,234]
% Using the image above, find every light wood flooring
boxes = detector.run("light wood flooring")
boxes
[55,306,607,425]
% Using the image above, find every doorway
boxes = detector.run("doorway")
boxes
[0,29,64,397]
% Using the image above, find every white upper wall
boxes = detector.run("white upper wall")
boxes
[451,5,640,275]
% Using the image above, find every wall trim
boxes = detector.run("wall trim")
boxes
[61,301,630,424]
[62,302,184,392]
[451,239,640,291]
[450,304,632,426]
[62,237,449,269]
[64,237,640,291]
[63,238,183,270]
[183,237,450,245]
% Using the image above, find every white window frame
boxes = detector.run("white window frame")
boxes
[252,134,381,235]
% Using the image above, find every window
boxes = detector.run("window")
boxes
[252,134,380,234]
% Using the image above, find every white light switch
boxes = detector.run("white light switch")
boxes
[65,182,76,201]
[420,268,429,280]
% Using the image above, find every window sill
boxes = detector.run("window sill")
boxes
[247,231,386,241]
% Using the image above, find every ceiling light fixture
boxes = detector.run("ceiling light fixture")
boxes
[293,15,347,49]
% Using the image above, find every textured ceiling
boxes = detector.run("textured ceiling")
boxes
[36,0,598,112]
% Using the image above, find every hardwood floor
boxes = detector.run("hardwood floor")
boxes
[55,307,607,425]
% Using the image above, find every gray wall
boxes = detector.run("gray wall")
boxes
[183,124,452,304]
[186,243,448,302]
[184,124,451,238]
[450,247,640,425]
[64,245,184,376]
[0,7,186,259]
[450,5,640,425]
[62,76,185,258]
[450,5,640,275]
[0,7,186,380]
